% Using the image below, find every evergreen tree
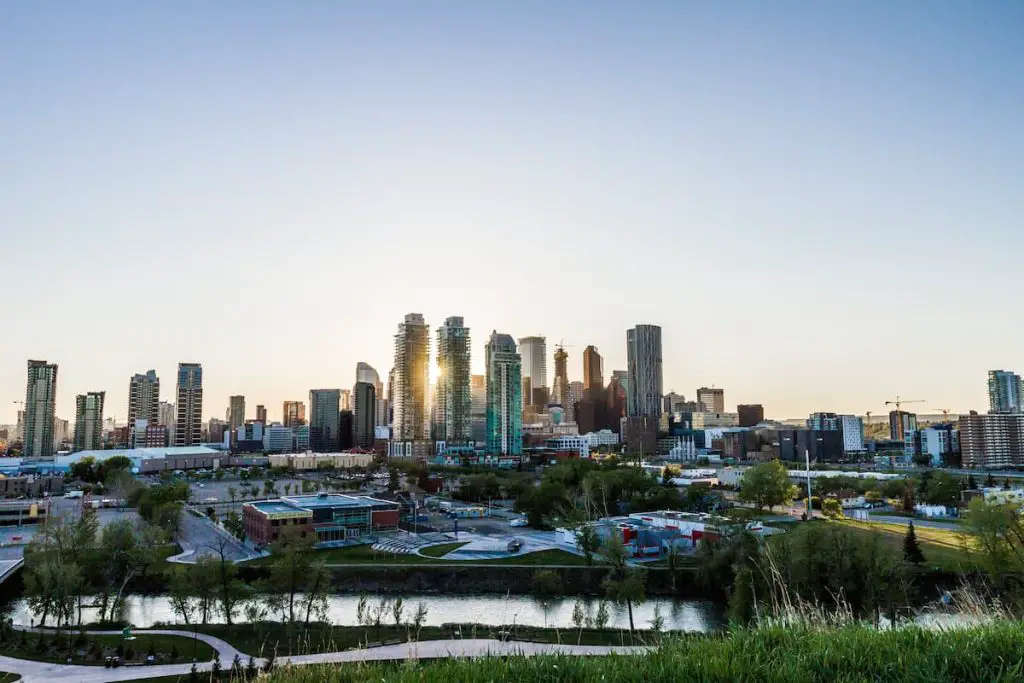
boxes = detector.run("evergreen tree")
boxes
[904,521,925,565]
[901,486,915,512]
[968,474,978,490]
[985,473,996,488]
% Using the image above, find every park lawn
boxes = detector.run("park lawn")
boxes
[418,542,469,558]
[0,632,215,666]
[832,518,978,571]
[182,622,660,658]
[0,674,21,683]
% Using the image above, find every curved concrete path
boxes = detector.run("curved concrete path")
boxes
[1,629,650,682]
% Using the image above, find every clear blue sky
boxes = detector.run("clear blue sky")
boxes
[2,1,1022,424]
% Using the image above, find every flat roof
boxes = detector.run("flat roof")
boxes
[283,493,395,509]
[252,501,308,515]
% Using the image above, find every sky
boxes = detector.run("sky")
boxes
[1,1,1023,424]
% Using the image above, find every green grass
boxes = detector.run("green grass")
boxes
[0,674,21,683]
[418,542,469,558]
[178,622,660,657]
[262,622,1024,682]
[833,518,978,571]
[0,632,215,666]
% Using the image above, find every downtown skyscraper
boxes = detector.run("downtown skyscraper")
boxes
[309,389,341,452]
[282,401,305,428]
[356,362,387,428]
[73,391,105,452]
[174,362,203,446]
[24,360,58,458]
[435,316,472,442]
[486,331,523,455]
[518,336,548,409]
[392,313,430,440]
[626,324,663,418]
[353,379,377,448]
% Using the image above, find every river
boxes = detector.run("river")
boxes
[11,594,727,632]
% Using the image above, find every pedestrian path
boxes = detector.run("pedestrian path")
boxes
[1,629,649,682]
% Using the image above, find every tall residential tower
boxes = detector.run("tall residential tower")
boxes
[174,363,203,446]
[988,370,1023,414]
[392,313,430,440]
[435,316,472,442]
[24,360,58,458]
[485,332,523,455]
[73,391,106,452]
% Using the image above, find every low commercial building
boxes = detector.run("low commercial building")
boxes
[544,435,590,458]
[0,475,64,498]
[387,439,434,460]
[267,451,375,470]
[243,492,400,548]
[584,429,620,448]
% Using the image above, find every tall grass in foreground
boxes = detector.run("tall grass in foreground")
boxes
[264,621,1024,683]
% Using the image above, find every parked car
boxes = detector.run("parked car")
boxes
[506,539,523,553]
[509,518,528,527]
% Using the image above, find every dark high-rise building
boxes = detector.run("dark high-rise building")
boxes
[339,410,354,450]
[309,389,341,452]
[174,363,203,446]
[774,428,844,462]
[354,381,376,448]
[607,375,626,432]
[737,404,765,428]
[583,346,603,394]
[226,395,243,432]
[256,405,267,424]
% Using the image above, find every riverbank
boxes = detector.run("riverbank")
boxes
[261,621,1024,683]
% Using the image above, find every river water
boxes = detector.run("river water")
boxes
[11,594,727,632]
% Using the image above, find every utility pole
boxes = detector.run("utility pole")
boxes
[805,448,813,517]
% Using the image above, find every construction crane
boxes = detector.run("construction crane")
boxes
[931,408,953,423]
[884,396,925,413]
[884,396,925,439]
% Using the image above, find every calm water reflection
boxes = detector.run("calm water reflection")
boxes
[13,594,726,631]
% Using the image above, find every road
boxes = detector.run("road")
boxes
[0,629,649,682]
[867,514,963,530]
[174,509,257,563]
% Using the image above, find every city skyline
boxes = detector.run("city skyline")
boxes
[2,3,1023,423]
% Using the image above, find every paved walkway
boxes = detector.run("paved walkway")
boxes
[0,630,648,682]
